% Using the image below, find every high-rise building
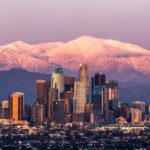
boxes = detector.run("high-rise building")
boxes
[73,64,89,122]
[105,81,119,124]
[92,86,105,122]
[51,68,64,99]
[64,91,74,122]
[118,102,130,121]
[64,76,75,122]
[92,73,106,86]
[64,98,73,123]
[24,104,31,121]
[43,80,51,105]
[91,73,106,123]
[106,80,119,111]
[47,88,58,120]
[64,76,75,91]
[36,80,46,104]
[130,108,142,124]
[52,100,65,124]
[131,100,145,113]
[9,92,24,121]
[31,102,45,124]
[1,100,9,119]
[85,103,94,123]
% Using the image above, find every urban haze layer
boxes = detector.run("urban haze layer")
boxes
[0,64,150,150]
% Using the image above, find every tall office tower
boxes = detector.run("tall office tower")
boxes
[79,64,89,99]
[64,98,73,123]
[43,80,51,105]
[52,100,65,124]
[9,92,24,121]
[31,102,45,124]
[73,64,89,122]
[85,103,94,123]
[130,108,142,124]
[92,86,105,123]
[105,80,119,124]
[91,73,106,123]
[93,73,106,86]
[24,104,31,121]
[47,88,58,121]
[64,91,74,122]
[64,76,75,122]
[51,68,64,99]
[36,80,46,104]
[64,76,75,91]
[131,100,145,113]
[1,100,9,119]
[106,80,119,111]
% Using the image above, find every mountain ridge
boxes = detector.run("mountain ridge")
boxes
[0,36,150,83]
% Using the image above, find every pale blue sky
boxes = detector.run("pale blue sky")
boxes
[0,0,150,49]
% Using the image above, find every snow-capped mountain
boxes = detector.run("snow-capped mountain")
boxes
[0,36,150,82]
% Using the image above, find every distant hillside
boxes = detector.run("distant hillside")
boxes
[0,68,50,104]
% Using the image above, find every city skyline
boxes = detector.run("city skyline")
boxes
[0,1,150,149]
[0,64,149,125]
[0,64,150,149]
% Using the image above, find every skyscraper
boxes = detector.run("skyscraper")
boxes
[93,73,106,86]
[73,64,89,122]
[51,68,64,99]
[47,88,58,120]
[1,100,9,119]
[52,100,65,124]
[31,102,45,124]
[91,73,106,123]
[9,92,24,121]
[36,80,46,104]
[106,80,119,111]
[105,80,119,123]
[64,76,75,123]
[92,86,105,122]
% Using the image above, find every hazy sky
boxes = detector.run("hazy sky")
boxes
[0,0,150,49]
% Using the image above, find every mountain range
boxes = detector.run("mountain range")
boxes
[0,36,150,103]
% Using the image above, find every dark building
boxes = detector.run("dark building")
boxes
[64,98,72,123]
[91,73,106,123]
[1,100,9,119]
[120,102,130,119]
[92,86,105,123]
[64,76,75,123]
[36,80,46,104]
[94,73,106,86]
[31,102,45,124]
[43,80,51,105]
[47,88,58,121]
[24,104,31,121]
[64,76,75,91]
[52,100,65,124]
[85,103,94,123]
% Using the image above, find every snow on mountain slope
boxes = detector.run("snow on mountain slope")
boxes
[0,36,150,82]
